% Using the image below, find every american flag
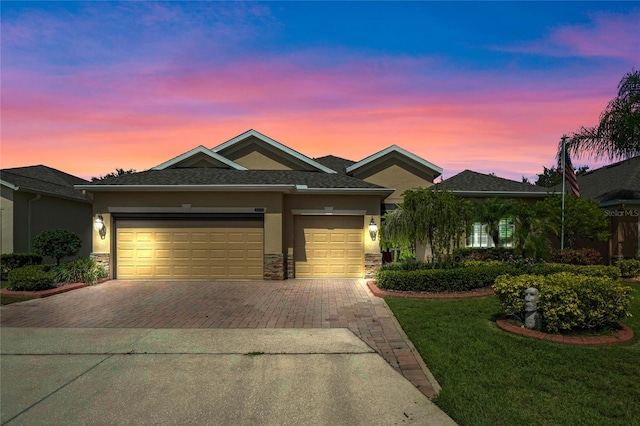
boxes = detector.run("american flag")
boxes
[558,144,580,197]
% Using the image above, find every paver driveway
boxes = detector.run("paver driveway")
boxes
[0,279,436,397]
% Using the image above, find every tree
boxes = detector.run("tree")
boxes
[471,198,515,247]
[380,205,417,261]
[536,195,609,249]
[91,168,136,182]
[512,201,554,259]
[535,165,589,187]
[32,229,82,265]
[380,189,471,263]
[567,69,640,161]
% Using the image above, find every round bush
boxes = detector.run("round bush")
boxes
[8,265,55,291]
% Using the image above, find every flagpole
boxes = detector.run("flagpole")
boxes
[560,135,567,251]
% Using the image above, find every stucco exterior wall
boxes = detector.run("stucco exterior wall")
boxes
[1,187,15,254]
[6,191,91,258]
[350,157,437,204]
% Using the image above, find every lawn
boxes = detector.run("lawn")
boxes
[0,280,34,305]
[386,283,640,426]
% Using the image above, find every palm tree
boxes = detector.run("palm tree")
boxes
[472,198,515,248]
[512,201,554,259]
[567,69,640,161]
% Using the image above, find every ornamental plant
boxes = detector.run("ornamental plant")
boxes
[493,272,633,333]
[32,229,82,265]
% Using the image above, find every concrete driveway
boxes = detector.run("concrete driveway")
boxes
[1,279,455,425]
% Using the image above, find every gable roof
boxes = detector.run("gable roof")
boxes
[314,155,356,174]
[435,170,549,197]
[573,156,640,204]
[212,129,337,174]
[1,165,89,202]
[152,145,247,170]
[346,145,443,177]
[76,168,393,195]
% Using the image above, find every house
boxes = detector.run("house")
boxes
[432,170,549,249]
[1,165,92,258]
[76,129,443,280]
[571,156,640,261]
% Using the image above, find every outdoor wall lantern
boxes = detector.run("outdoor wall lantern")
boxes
[369,217,378,241]
[95,215,106,239]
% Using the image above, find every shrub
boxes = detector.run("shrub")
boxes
[526,263,620,280]
[377,265,519,293]
[52,258,107,285]
[32,229,82,265]
[1,253,42,280]
[453,247,517,262]
[460,259,503,268]
[492,273,633,333]
[550,248,602,265]
[616,259,640,278]
[7,265,55,291]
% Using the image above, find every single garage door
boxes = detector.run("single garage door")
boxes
[116,219,263,279]
[294,216,364,278]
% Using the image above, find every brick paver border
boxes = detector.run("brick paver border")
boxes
[496,318,634,346]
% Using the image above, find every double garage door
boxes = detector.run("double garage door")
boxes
[116,219,263,279]
[115,216,365,279]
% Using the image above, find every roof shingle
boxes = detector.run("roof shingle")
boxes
[86,168,385,189]
[435,170,548,193]
[1,165,89,201]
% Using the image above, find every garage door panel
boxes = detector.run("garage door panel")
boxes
[247,249,263,259]
[228,233,245,242]
[116,220,263,279]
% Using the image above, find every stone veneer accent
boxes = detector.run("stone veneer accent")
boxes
[91,253,111,278]
[364,253,382,279]
[286,252,294,279]
[264,253,285,280]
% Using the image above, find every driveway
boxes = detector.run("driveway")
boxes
[1,279,455,425]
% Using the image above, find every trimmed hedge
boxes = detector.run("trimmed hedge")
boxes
[616,259,640,278]
[376,262,620,293]
[1,253,43,280]
[377,265,519,292]
[493,273,633,333]
[7,265,55,291]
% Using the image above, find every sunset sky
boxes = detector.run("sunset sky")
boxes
[2,1,638,182]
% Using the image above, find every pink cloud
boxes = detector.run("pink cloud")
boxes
[494,11,640,62]
[0,38,625,183]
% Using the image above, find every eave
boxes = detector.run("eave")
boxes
[75,184,394,197]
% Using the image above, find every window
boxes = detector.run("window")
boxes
[467,218,514,248]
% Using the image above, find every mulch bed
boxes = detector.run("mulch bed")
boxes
[1,278,110,299]
[1,282,89,299]
[367,280,494,299]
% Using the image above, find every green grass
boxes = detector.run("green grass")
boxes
[0,280,35,305]
[386,283,640,426]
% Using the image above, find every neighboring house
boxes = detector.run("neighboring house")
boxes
[569,156,640,261]
[1,165,92,258]
[432,170,550,256]
[76,129,442,280]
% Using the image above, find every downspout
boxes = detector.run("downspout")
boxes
[27,194,41,251]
